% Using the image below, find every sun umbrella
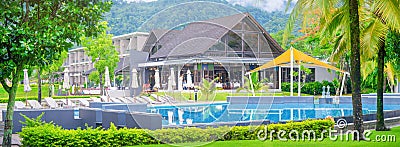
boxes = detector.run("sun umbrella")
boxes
[63,68,70,91]
[154,69,160,89]
[131,68,139,96]
[167,75,173,91]
[23,69,31,106]
[178,75,183,91]
[170,68,176,87]
[186,70,193,89]
[63,68,70,105]
[104,66,111,87]
[23,69,31,92]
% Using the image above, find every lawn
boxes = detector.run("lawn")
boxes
[0,84,51,99]
[139,126,400,147]
[154,91,312,102]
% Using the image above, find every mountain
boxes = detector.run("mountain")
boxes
[104,0,299,36]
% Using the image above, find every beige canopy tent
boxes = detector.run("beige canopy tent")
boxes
[247,47,348,96]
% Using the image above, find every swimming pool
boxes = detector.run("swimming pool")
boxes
[147,102,400,125]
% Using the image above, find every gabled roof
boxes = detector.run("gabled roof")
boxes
[149,13,284,59]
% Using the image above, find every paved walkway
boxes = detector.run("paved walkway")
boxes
[0,134,22,146]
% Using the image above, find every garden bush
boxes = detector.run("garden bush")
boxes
[282,81,336,95]
[19,115,334,146]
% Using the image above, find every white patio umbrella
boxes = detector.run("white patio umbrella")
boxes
[104,66,111,97]
[63,68,70,105]
[178,75,183,91]
[63,68,70,92]
[170,68,176,88]
[167,75,173,91]
[104,66,111,87]
[23,69,31,106]
[154,69,160,89]
[186,70,193,89]
[131,68,139,96]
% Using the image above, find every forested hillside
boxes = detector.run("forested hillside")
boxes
[104,0,298,36]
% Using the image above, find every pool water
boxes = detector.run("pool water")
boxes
[147,103,400,125]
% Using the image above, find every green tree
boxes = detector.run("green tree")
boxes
[236,72,269,94]
[284,0,364,139]
[81,23,119,95]
[196,78,219,101]
[0,1,111,146]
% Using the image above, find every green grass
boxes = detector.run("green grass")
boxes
[153,91,311,102]
[0,84,51,98]
[138,126,400,147]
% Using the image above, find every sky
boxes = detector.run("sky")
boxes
[125,0,297,12]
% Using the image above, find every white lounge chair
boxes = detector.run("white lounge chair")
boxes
[60,99,76,107]
[91,97,101,102]
[78,99,90,107]
[44,97,59,109]
[15,101,27,109]
[110,97,123,103]
[133,97,146,103]
[27,100,43,109]
[116,97,134,103]
[100,96,109,102]
[141,96,163,104]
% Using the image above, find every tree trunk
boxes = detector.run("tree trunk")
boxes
[49,73,53,97]
[349,0,364,140]
[99,73,103,96]
[376,42,387,131]
[38,67,42,103]
[2,70,21,146]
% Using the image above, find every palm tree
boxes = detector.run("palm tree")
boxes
[284,0,365,139]
[360,0,400,131]
[236,72,269,94]
[196,78,219,101]
[284,0,400,133]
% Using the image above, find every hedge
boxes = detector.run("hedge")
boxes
[282,80,338,95]
[19,119,334,146]
[0,95,100,103]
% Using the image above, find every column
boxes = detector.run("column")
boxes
[278,66,282,91]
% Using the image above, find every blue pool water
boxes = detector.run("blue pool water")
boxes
[147,102,400,125]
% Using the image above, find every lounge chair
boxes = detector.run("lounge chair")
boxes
[110,97,122,103]
[77,99,90,107]
[100,96,109,102]
[91,97,101,102]
[141,96,164,104]
[117,97,135,103]
[60,99,76,107]
[15,101,27,109]
[44,97,59,109]
[27,100,43,109]
[133,97,146,103]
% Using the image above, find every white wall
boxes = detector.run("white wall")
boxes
[314,67,338,82]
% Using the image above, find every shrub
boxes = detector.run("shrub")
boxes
[19,116,334,146]
[282,81,336,95]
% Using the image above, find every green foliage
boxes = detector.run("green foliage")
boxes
[19,112,47,128]
[81,22,119,89]
[196,78,219,101]
[89,70,101,85]
[282,81,336,95]
[236,72,269,93]
[105,0,300,36]
[19,119,334,146]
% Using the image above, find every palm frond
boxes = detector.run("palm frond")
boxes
[360,19,388,59]
[373,0,400,32]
